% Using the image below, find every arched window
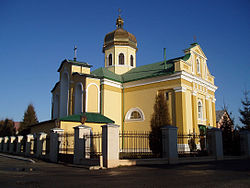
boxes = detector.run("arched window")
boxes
[125,107,145,121]
[198,101,203,120]
[197,58,200,74]
[130,55,134,66]
[119,53,124,65]
[74,83,83,114]
[108,54,112,66]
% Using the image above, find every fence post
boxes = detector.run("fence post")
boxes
[161,125,178,164]
[36,132,47,158]
[3,136,9,152]
[240,130,250,158]
[25,134,34,156]
[9,136,16,153]
[0,137,3,152]
[207,128,223,160]
[16,136,23,154]
[73,125,91,164]
[102,124,119,168]
[50,128,64,163]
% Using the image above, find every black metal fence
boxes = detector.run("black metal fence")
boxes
[21,136,26,153]
[119,131,162,159]
[177,133,208,157]
[58,133,74,163]
[85,132,102,159]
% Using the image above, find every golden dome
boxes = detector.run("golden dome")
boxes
[103,16,137,52]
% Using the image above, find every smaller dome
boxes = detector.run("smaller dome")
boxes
[103,16,137,52]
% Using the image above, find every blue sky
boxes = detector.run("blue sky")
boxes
[0,0,249,126]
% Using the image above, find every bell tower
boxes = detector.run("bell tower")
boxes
[103,15,138,75]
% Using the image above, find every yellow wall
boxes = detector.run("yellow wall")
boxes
[105,46,136,75]
[123,79,181,132]
[86,78,100,113]
[60,121,104,133]
[72,65,90,74]
[102,85,122,128]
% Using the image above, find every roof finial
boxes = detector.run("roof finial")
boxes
[73,45,77,61]
[116,8,124,28]
[118,8,122,17]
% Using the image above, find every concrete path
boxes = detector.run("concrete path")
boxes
[0,155,249,188]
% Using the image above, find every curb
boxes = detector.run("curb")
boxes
[0,153,36,163]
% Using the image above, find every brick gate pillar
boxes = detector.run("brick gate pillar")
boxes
[207,128,223,160]
[49,128,64,163]
[102,124,119,168]
[161,125,178,164]
[73,125,92,164]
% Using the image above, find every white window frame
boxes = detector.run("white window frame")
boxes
[125,107,145,122]
[198,100,203,120]
[197,58,201,74]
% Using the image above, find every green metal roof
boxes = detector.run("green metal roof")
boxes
[91,55,190,83]
[91,67,123,83]
[59,112,115,124]
[122,60,175,83]
[57,59,92,72]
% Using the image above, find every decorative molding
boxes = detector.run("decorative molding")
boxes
[174,86,186,93]
[124,72,184,89]
[102,79,122,89]
[192,91,197,96]
[190,49,207,60]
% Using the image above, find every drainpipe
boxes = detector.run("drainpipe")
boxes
[122,85,125,149]
[83,77,86,113]
[100,83,103,114]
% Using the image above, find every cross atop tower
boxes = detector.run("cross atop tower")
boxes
[116,9,124,28]
[118,8,122,17]
[73,45,77,61]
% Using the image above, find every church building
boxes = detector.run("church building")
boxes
[31,15,217,135]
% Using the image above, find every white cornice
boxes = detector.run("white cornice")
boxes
[101,70,217,93]
[190,49,207,60]
[124,72,183,89]
[192,91,197,96]
[181,71,218,92]
[174,86,187,93]
[101,78,122,89]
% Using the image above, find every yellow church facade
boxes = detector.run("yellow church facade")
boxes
[32,16,217,135]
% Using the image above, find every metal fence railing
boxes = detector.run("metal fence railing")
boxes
[177,133,208,157]
[85,132,102,159]
[119,131,162,159]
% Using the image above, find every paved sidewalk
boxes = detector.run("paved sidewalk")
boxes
[0,153,36,163]
[0,155,250,188]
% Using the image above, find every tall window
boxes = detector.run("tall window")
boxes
[119,53,124,65]
[165,92,169,100]
[130,55,134,66]
[198,101,203,120]
[197,58,200,74]
[108,54,112,66]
